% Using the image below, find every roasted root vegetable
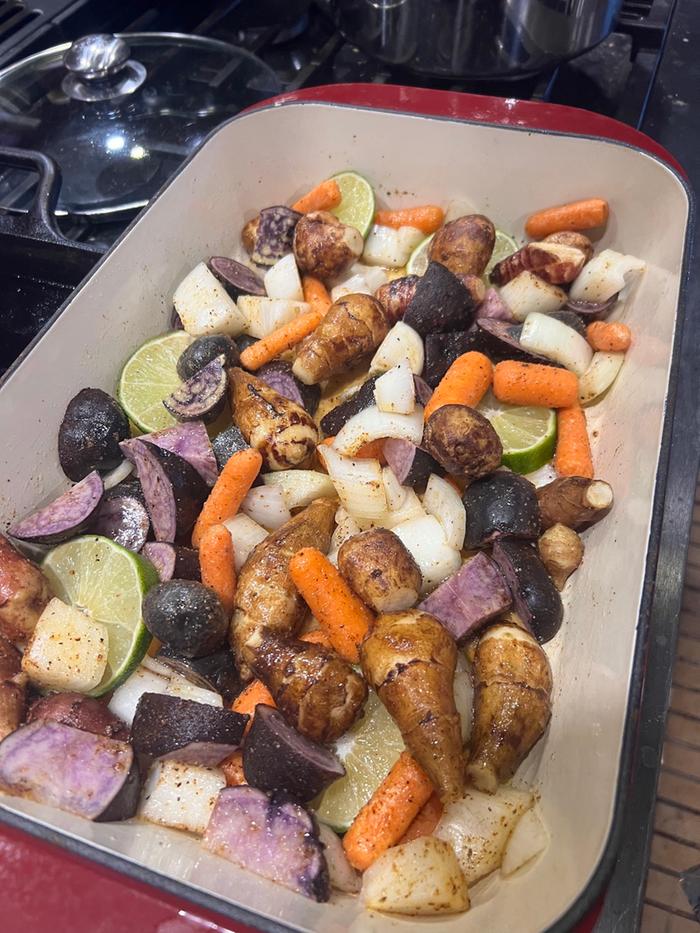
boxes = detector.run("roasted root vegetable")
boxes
[493,360,578,409]
[203,785,330,901]
[524,197,609,239]
[361,611,464,801]
[538,524,584,589]
[403,261,477,336]
[292,294,389,385]
[27,691,128,740]
[556,405,594,479]
[243,206,301,266]
[422,404,503,482]
[90,486,150,553]
[139,759,225,834]
[191,447,262,547]
[544,230,594,262]
[177,335,239,380]
[257,360,321,415]
[58,388,130,481]
[501,805,549,876]
[337,528,422,613]
[428,214,495,276]
[423,351,493,421]
[537,476,613,530]
[9,470,104,545]
[142,543,201,582]
[208,257,265,299]
[137,421,219,488]
[374,275,419,323]
[361,836,469,916]
[490,241,586,287]
[292,178,342,214]
[293,211,363,281]
[492,539,563,644]
[0,535,51,642]
[462,471,541,549]
[0,635,26,741]
[143,580,228,659]
[164,355,228,424]
[383,439,442,489]
[586,320,632,352]
[374,205,445,234]
[467,623,552,793]
[174,262,247,337]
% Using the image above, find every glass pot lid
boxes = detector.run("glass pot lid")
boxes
[0,33,282,218]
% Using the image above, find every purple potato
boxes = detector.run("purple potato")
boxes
[243,705,344,802]
[202,785,329,902]
[164,355,228,424]
[470,319,555,366]
[419,553,511,644]
[251,206,301,266]
[211,425,249,471]
[319,375,379,436]
[424,330,478,388]
[0,720,140,821]
[90,490,149,552]
[403,260,477,336]
[492,538,563,644]
[463,472,541,549]
[9,471,104,545]
[27,692,129,741]
[547,310,586,337]
[565,295,618,319]
[142,543,201,582]
[383,439,442,488]
[209,257,266,298]
[121,440,207,542]
[257,360,321,415]
[58,388,130,481]
[177,335,240,380]
[156,647,242,706]
[478,287,515,322]
[129,421,218,488]
[413,375,433,407]
[142,580,228,658]
[131,693,247,766]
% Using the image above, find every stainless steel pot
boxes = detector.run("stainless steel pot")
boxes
[324,0,623,79]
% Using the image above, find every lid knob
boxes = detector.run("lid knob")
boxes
[63,34,130,81]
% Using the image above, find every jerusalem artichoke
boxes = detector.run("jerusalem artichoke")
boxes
[537,476,613,531]
[538,523,584,589]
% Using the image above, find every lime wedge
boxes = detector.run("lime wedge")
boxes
[118,331,192,433]
[330,171,375,238]
[43,536,158,696]
[406,233,435,276]
[481,393,556,474]
[315,690,404,832]
[485,229,519,277]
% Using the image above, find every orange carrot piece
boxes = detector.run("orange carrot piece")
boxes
[191,448,262,547]
[321,436,386,463]
[232,680,276,718]
[343,753,434,870]
[289,547,374,663]
[423,351,493,421]
[525,198,609,239]
[493,360,579,409]
[199,523,236,614]
[374,205,445,235]
[302,275,332,315]
[299,629,332,648]
[586,320,632,352]
[555,405,593,479]
[239,308,326,371]
[221,750,246,787]
[398,793,444,844]
[292,178,342,214]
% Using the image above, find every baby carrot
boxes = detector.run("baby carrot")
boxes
[239,307,325,371]
[321,436,386,463]
[586,320,632,352]
[493,360,579,409]
[299,629,332,648]
[398,793,444,844]
[556,405,594,479]
[199,523,236,614]
[221,749,246,787]
[191,448,262,547]
[232,680,276,718]
[525,197,609,239]
[423,351,492,421]
[343,752,434,870]
[374,205,445,235]
[292,178,342,214]
[289,547,374,663]
[302,275,332,315]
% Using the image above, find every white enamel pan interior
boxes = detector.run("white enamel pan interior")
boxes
[0,102,691,933]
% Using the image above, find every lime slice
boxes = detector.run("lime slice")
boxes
[485,229,519,277]
[406,233,434,276]
[43,535,158,696]
[315,690,404,832]
[118,331,192,433]
[330,171,375,238]
[481,393,556,474]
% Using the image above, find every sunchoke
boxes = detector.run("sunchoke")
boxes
[538,524,584,589]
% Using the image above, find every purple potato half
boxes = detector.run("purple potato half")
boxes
[9,471,104,545]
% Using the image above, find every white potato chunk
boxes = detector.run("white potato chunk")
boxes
[174,262,246,336]
[362,836,469,915]
[139,761,225,835]
[501,805,549,876]
[22,597,108,693]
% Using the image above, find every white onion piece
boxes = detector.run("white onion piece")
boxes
[520,311,593,376]
[422,474,466,550]
[374,360,416,414]
[240,485,292,530]
[331,506,361,552]
[331,273,371,303]
[318,823,362,893]
[223,513,268,570]
[263,253,303,302]
[102,459,133,490]
[318,445,387,526]
[352,262,389,293]
[237,296,309,339]
[174,262,246,337]
[382,466,408,512]
[578,350,625,405]
[371,322,424,375]
[262,470,336,509]
[569,249,646,303]
[381,488,426,529]
[362,224,424,267]
[333,404,424,457]
[392,515,461,593]
[499,271,567,322]
[501,806,549,876]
